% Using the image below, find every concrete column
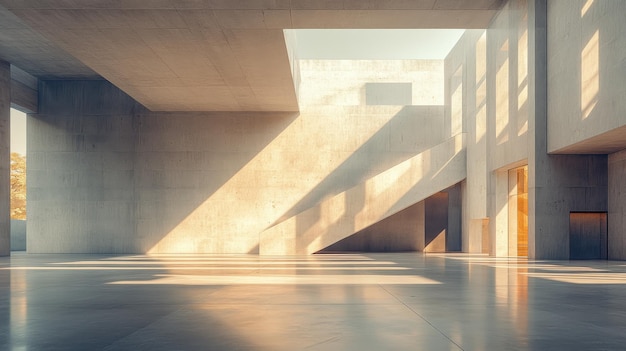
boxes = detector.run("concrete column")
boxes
[527,0,547,259]
[528,0,580,260]
[493,169,509,256]
[0,61,10,256]
[528,1,608,259]
[446,183,462,251]
[608,150,626,260]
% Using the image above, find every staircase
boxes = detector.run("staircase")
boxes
[259,134,467,255]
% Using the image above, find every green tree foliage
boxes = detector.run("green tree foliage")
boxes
[10,152,26,220]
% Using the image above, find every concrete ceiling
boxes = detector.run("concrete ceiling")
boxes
[0,5,99,79]
[0,0,503,112]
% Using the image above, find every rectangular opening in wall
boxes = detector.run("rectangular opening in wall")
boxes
[569,212,607,260]
[10,107,27,251]
[365,82,412,105]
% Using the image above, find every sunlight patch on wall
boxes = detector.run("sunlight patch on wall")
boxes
[581,30,599,120]
[496,40,510,145]
[424,230,446,252]
[517,24,528,136]
[450,66,463,137]
[147,111,398,254]
[475,32,487,143]
[581,0,595,17]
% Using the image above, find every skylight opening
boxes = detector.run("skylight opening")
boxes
[283,29,467,108]
[287,29,465,60]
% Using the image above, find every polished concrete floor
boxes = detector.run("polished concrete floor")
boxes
[2,253,626,350]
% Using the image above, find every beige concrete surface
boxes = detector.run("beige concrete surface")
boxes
[445,30,488,253]
[321,200,426,252]
[259,134,466,255]
[28,58,451,254]
[10,0,626,260]
[547,0,626,154]
[298,60,443,107]
[441,0,608,259]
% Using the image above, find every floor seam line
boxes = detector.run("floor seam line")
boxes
[101,306,186,349]
[379,284,465,351]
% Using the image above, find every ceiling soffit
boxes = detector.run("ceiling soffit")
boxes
[0,0,503,112]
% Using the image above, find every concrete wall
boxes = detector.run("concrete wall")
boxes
[28,80,143,253]
[446,0,610,259]
[298,60,443,107]
[531,154,608,259]
[545,0,626,260]
[485,0,531,257]
[260,134,466,255]
[321,188,461,255]
[527,0,608,259]
[0,60,9,256]
[320,201,425,253]
[447,0,530,256]
[29,59,448,254]
[486,0,530,171]
[547,0,626,153]
[10,219,25,251]
[445,30,488,253]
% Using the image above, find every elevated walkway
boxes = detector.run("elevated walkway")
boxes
[260,133,466,255]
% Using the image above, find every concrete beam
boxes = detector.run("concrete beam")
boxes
[10,65,37,113]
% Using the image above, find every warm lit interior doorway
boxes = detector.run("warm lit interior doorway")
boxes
[508,165,528,257]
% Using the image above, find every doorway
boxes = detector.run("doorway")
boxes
[569,212,607,260]
[508,165,528,257]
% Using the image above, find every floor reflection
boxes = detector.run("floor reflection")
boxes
[1,253,626,350]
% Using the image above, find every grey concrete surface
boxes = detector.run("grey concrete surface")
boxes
[7,0,626,261]
[10,65,37,113]
[27,80,144,253]
[608,149,626,260]
[0,5,98,79]
[527,0,607,262]
[10,219,25,251]
[0,60,10,256]
[547,0,626,153]
[0,1,502,112]
[29,61,455,254]
[2,252,626,351]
